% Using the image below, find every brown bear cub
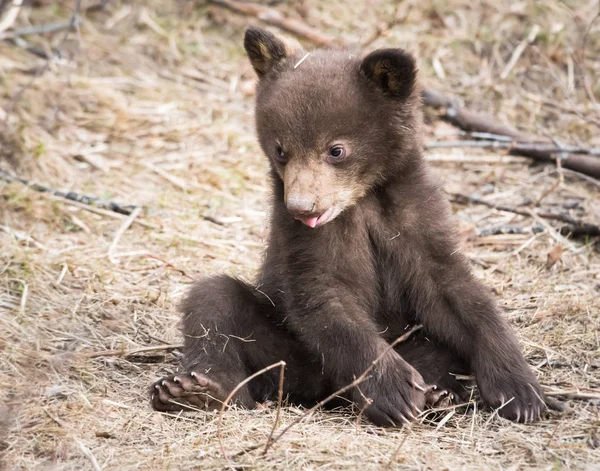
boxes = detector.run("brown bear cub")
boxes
[151,27,546,426]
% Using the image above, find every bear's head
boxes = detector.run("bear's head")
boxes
[244,26,422,228]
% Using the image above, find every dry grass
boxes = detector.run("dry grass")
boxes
[1,1,599,469]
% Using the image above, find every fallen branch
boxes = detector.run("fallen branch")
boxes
[448,191,600,238]
[426,140,600,156]
[423,90,600,179]
[1,169,140,216]
[209,0,600,179]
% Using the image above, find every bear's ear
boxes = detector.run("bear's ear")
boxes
[244,26,295,78]
[360,48,417,100]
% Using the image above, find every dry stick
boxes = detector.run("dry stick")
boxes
[448,191,600,238]
[210,0,600,179]
[263,361,286,455]
[422,90,600,179]
[144,254,196,281]
[500,24,540,80]
[108,206,142,263]
[73,437,102,471]
[385,428,412,469]
[217,360,287,461]
[425,140,600,156]
[207,0,347,47]
[262,324,423,455]
[86,344,184,359]
[2,17,83,38]
[0,169,140,216]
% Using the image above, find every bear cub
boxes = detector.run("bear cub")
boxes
[151,26,546,426]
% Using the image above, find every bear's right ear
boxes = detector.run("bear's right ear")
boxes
[360,48,417,100]
[244,26,292,78]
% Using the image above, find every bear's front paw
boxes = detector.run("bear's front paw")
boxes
[477,364,546,423]
[358,354,427,427]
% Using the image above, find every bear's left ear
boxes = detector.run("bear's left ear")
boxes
[244,26,297,78]
[360,48,417,100]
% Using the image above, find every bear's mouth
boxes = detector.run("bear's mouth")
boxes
[295,207,337,228]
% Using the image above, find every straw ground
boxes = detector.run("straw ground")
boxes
[1,1,599,469]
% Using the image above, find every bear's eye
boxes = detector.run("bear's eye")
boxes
[275,145,288,163]
[328,145,346,163]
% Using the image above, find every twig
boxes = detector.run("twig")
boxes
[143,254,196,281]
[500,24,540,80]
[3,36,57,59]
[1,169,140,216]
[108,206,142,263]
[538,360,600,370]
[448,191,600,238]
[426,140,600,156]
[73,437,102,471]
[218,361,286,461]
[543,388,600,402]
[362,1,409,48]
[207,0,346,47]
[385,428,411,469]
[86,344,184,359]
[263,361,286,455]
[262,325,423,455]
[2,18,82,39]
[0,224,48,250]
[477,224,543,237]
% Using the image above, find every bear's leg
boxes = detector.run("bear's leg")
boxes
[396,335,471,408]
[151,275,326,412]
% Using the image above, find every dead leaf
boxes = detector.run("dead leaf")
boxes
[546,245,563,269]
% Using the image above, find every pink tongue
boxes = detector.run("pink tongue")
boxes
[297,216,319,228]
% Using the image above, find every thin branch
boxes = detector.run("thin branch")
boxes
[108,206,142,263]
[143,254,196,282]
[218,361,287,462]
[86,344,184,359]
[500,24,540,80]
[0,169,140,216]
[448,191,600,238]
[262,325,423,455]
[207,0,347,47]
[426,140,600,156]
[2,18,82,39]
[263,361,286,455]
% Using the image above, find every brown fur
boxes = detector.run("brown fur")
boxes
[150,27,546,426]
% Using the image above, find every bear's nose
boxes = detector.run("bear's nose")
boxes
[286,196,316,216]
